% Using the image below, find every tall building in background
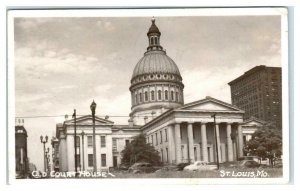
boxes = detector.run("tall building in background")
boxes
[15,119,28,178]
[228,65,282,129]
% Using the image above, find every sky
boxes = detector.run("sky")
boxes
[13,15,281,171]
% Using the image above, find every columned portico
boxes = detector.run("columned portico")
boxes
[187,123,194,163]
[174,123,182,163]
[201,123,208,162]
[139,96,245,165]
[226,123,234,161]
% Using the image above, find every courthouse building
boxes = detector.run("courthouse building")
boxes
[56,18,250,172]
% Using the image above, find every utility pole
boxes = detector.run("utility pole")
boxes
[73,109,77,174]
[211,113,220,170]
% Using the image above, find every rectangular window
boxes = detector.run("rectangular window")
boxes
[76,154,80,166]
[166,148,169,162]
[101,154,106,167]
[151,135,153,145]
[101,136,106,148]
[155,133,158,145]
[87,136,93,147]
[112,138,117,152]
[160,131,162,144]
[125,139,130,146]
[192,126,195,139]
[165,129,168,142]
[88,154,93,167]
[180,126,183,139]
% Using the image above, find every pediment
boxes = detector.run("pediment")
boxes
[242,117,266,126]
[65,115,114,126]
[178,96,244,112]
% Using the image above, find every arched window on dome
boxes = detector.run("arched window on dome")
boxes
[145,91,148,101]
[165,90,168,100]
[135,94,138,104]
[150,37,154,45]
[171,91,174,101]
[158,90,162,100]
[151,90,155,101]
[175,92,179,102]
[154,37,158,45]
[139,93,142,103]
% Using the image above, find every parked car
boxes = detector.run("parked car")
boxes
[176,163,190,171]
[155,163,190,172]
[238,156,261,163]
[128,162,156,173]
[183,161,217,171]
[118,163,130,171]
[229,160,260,169]
[155,164,178,172]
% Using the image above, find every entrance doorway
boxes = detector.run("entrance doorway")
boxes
[113,156,118,168]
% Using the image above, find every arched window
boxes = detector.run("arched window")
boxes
[151,90,155,100]
[158,90,162,100]
[139,93,142,102]
[145,91,148,101]
[150,37,154,45]
[176,92,179,101]
[171,91,174,101]
[135,94,138,104]
[154,37,158,44]
[165,90,168,100]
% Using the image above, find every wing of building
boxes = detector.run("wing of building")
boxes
[55,18,255,172]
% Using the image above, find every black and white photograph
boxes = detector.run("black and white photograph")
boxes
[7,8,289,184]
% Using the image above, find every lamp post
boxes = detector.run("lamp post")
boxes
[81,131,85,171]
[90,100,97,173]
[72,109,78,174]
[211,113,220,170]
[45,148,50,172]
[47,154,50,173]
[40,135,48,172]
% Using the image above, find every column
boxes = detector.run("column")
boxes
[187,123,195,163]
[168,126,175,163]
[96,135,101,171]
[67,135,75,171]
[201,123,208,162]
[237,124,244,158]
[215,124,222,162]
[59,133,68,171]
[155,84,157,101]
[147,85,150,101]
[174,123,182,164]
[226,123,234,161]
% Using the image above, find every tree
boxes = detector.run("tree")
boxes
[244,126,282,167]
[121,134,161,166]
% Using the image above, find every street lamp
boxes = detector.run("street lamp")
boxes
[81,131,85,171]
[90,100,97,173]
[40,135,48,172]
[211,113,220,170]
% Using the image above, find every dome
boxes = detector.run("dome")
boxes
[131,51,182,81]
[129,18,184,126]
